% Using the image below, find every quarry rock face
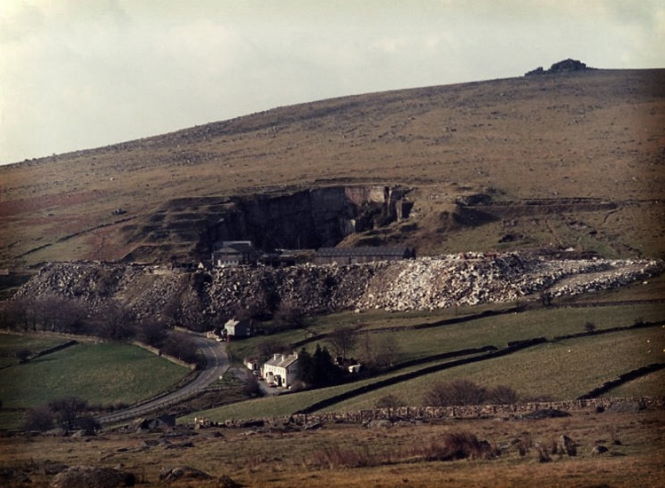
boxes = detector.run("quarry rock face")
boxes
[121,185,412,264]
[14,253,662,322]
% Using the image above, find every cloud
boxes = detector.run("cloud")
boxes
[1,0,664,164]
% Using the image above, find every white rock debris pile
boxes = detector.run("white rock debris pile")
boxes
[12,253,663,318]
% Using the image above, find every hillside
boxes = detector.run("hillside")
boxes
[1,68,664,267]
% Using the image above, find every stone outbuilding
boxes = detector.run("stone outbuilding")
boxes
[313,246,415,265]
[224,318,252,339]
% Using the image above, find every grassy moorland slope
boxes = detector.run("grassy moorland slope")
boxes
[1,68,664,266]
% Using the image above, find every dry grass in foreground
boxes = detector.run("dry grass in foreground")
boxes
[0,409,663,487]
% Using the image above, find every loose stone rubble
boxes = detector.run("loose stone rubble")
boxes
[13,252,663,318]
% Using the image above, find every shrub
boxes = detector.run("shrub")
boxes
[375,394,405,409]
[486,385,519,404]
[584,321,596,333]
[23,406,55,432]
[15,349,32,363]
[423,379,487,406]
[309,445,378,469]
[419,431,494,461]
[423,379,519,406]
[242,375,262,398]
[161,332,199,364]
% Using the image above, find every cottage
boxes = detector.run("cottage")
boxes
[261,353,300,388]
[211,241,258,267]
[313,246,415,265]
[224,318,252,339]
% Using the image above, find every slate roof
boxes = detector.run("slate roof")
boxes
[264,354,299,369]
[315,246,411,257]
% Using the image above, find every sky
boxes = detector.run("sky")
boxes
[1,0,664,165]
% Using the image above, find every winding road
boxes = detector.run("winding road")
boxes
[98,333,229,424]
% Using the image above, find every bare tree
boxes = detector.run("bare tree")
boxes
[328,327,358,361]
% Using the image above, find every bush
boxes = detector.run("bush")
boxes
[242,375,262,398]
[584,321,596,333]
[15,349,32,363]
[22,406,55,432]
[137,319,168,347]
[418,431,494,461]
[375,394,405,409]
[486,385,519,404]
[423,379,487,406]
[161,332,199,364]
[423,379,519,406]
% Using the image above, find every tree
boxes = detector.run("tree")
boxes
[583,321,596,333]
[92,301,136,340]
[373,336,400,369]
[296,348,315,386]
[357,332,401,371]
[256,340,288,362]
[16,349,32,363]
[311,345,342,387]
[271,301,305,332]
[48,396,89,431]
[162,332,199,364]
[138,319,168,347]
[328,327,357,362]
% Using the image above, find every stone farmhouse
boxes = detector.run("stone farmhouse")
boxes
[261,353,300,388]
[313,246,415,265]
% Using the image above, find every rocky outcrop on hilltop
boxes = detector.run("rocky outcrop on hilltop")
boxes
[12,253,662,324]
[526,59,592,76]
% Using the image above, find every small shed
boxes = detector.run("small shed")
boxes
[224,318,252,338]
[313,246,415,265]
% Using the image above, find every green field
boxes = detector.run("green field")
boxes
[0,334,66,368]
[0,336,189,429]
[189,304,665,424]
[604,369,665,398]
[232,302,663,367]
[323,327,665,412]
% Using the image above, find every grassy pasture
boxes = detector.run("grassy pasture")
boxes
[190,304,664,423]
[0,334,66,368]
[230,303,663,367]
[308,303,663,364]
[0,338,189,429]
[324,327,665,412]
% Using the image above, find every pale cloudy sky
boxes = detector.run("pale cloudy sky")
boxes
[1,0,663,164]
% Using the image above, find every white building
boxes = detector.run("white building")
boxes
[224,318,252,338]
[261,353,300,388]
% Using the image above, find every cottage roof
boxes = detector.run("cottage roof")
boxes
[264,354,299,369]
[213,241,255,255]
[315,246,411,257]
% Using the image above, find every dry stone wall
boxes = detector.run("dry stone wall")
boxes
[218,397,664,428]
